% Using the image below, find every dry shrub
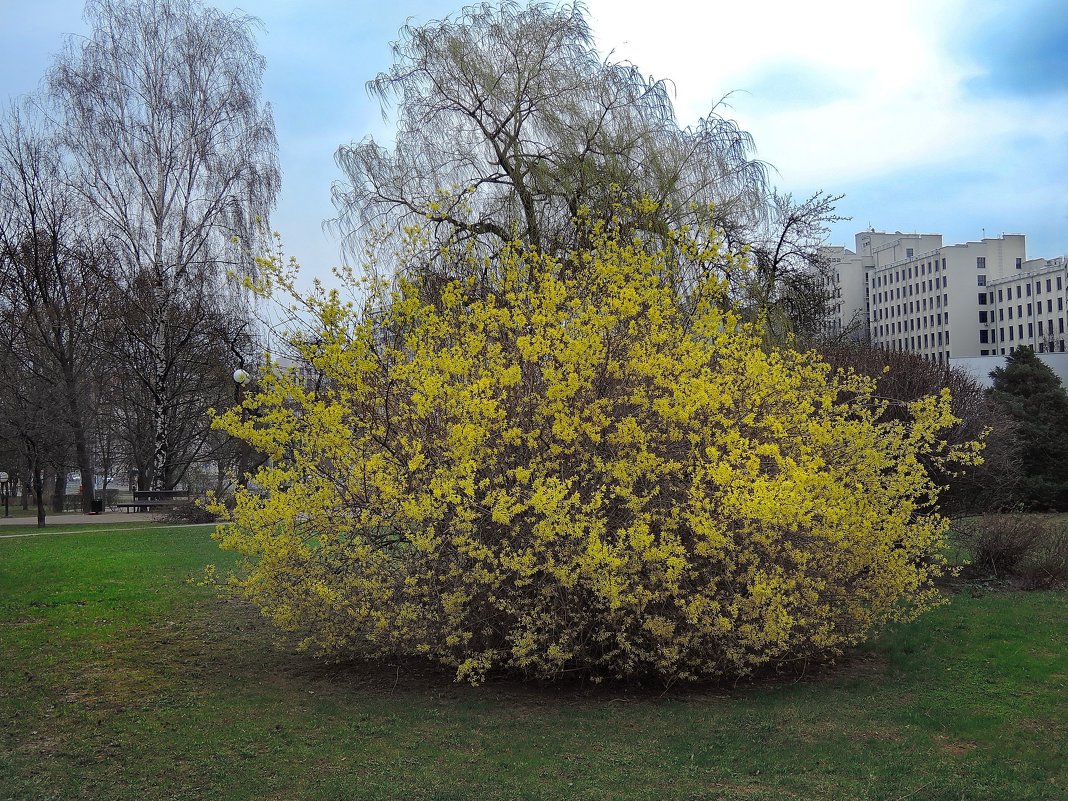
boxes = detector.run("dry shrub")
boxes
[1018,525,1068,589]
[159,499,218,524]
[964,513,1068,587]
[965,513,1043,578]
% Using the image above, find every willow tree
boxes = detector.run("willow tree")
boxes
[331,1,769,290]
[47,0,279,490]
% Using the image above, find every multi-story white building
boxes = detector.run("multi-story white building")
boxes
[822,231,1068,361]
[985,256,1068,356]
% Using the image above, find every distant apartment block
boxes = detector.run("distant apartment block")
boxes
[821,231,1068,361]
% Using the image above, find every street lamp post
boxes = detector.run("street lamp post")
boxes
[233,367,251,403]
[0,471,9,518]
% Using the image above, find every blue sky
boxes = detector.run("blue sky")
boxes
[2,0,1066,282]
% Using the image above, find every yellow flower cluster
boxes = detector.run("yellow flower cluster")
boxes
[212,230,979,684]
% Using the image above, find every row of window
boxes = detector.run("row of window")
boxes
[980,297,1065,323]
[875,322,950,339]
[981,318,1066,343]
[883,340,951,362]
[981,341,1066,356]
[875,295,949,321]
[874,258,947,288]
[876,275,948,303]
[990,275,1063,302]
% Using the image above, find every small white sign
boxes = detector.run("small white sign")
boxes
[0,472,8,482]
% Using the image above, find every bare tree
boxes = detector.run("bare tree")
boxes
[103,271,259,490]
[724,190,848,345]
[0,103,112,512]
[47,0,279,489]
[0,282,78,527]
[331,1,768,282]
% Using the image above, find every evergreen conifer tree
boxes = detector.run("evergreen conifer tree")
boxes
[989,347,1068,509]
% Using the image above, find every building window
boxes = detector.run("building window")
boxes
[1017,286,1023,299]
[999,309,1005,321]
[1048,279,1053,292]
[980,330,989,343]
[1017,258,1023,269]
[1049,300,1054,314]
[1019,324,1024,339]
[1061,319,1065,334]
[1029,323,1034,337]
[1058,277,1063,291]
[1059,298,1064,311]
[979,311,988,323]
[1000,328,1005,341]
[943,294,948,306]
[1037,282,1043,295]
[1027,284,1032,296]
[998,289,1003,302]
[977,256,986,269]
[907,248,914,259]
[1009,327,1014,341]
[1009,307,1014,319]
[981,349,990,356]
[978,293,987,306]
[978,275,987,287]
[1018,305,1023,317]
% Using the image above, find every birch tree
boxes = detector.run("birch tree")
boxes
[47,0,279,489]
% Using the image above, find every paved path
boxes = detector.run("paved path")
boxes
[0,511,219,539]
[0,511,161,527]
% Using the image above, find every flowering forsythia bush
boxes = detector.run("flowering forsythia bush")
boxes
[212,231,980,684]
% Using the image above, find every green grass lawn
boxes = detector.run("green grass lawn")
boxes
[1,526,1065,800]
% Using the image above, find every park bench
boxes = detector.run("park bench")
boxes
[114,489,191,513]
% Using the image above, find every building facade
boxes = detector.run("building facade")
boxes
[823,231,1068,361]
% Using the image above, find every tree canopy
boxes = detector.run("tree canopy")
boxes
[330,2,845,343]
[44,0,279,490]
[331,2,769,273]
